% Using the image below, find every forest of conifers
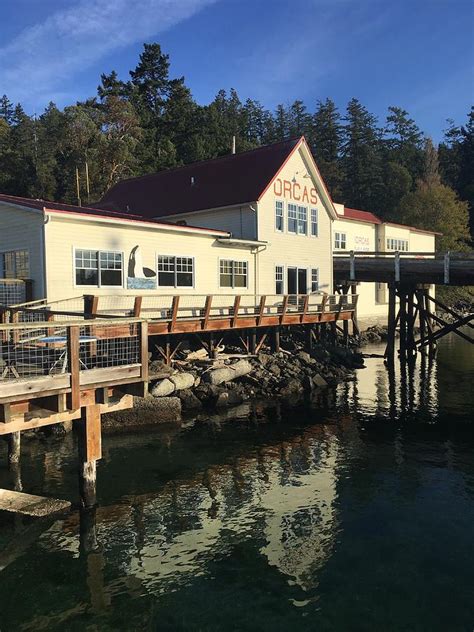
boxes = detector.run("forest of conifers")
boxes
[0,43,472,251]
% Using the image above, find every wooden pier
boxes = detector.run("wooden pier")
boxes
[334,251,474,362]
[0,292,357,507]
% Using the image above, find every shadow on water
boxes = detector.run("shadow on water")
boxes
[0,332,473,631]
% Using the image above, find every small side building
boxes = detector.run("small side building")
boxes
[333,203,438,327]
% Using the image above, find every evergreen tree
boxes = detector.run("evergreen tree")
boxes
[0,95,14,125]
[288,100,311,138]
[273,104,290,141]
[341,98,384,212]
[383,106,424,177]
[311,98,343,200]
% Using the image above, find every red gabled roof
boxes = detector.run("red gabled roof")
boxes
[339,207,382,224]
[337,204,440,235]
[98,138,301,218]
[0,193,229,234]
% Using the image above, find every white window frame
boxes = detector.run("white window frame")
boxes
[275,200,284,232]
[386,238,408,252]
[73,248,124,288]
[157,254,195,288]
[297,205,307,235]
[275,264,285,295]
[310,208,318,237]
[311,268,319,292]
[334,232,347,250]
[218,259,248,289]
[287,204,297,234]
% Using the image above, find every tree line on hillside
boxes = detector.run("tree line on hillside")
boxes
[0,43,472,252]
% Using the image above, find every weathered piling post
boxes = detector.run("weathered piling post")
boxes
[7,431,21,465]
[305,325,314,353]
[386,282,397,365]
[77,404,102,509]
[249,329,257,355]
[398,288,407,360]
[271,326,281,353]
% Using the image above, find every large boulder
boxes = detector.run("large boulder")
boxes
[151,378,175,397]
[203,360,253,386]
[312,373,328,388]
[170,372,196,391]
[102,396,181,430]
[215,389,244,408]
[279,378,304,397]
[178,389,203,411]
[148,360,174,378]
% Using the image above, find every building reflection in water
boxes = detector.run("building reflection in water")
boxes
[6,343,468,630]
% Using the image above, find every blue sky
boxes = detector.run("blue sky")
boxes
[1,0,473,141]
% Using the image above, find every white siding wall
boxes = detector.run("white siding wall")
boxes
[0,204,45,298]
[257,147,333,295]
[44,215,256,301]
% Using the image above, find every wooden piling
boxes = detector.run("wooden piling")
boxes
[386,282,396,364]
[76,404,102,509]
[8,432,20,465]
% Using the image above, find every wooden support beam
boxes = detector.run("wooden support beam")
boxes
[140,320,149,384]
[76,404,102,509]
[232,295,241,328]
[203,295,213,330]
[133,296,142,318]
[279,296,289,325]
[170,296,180,333]
[8,432,20,465]
[84,295,99,319]
[257,295,266,327]
[385,283,396,363]
[249,329,257,355]
[271,326,280,353]
[255,331,268,355]
[67,325,80,410]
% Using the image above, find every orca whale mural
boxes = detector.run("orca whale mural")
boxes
[127,245,156,289]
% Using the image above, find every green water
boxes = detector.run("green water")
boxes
[0,333,473,631]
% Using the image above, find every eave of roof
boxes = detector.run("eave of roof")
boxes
[0,193,229,236]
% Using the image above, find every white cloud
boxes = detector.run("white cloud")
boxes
[0,0,216,106]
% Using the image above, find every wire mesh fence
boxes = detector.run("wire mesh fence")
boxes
[0,320,142,382]
[0,280,28,306]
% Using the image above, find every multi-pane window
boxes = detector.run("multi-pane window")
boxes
[311,268,319,292]
[100,252,123,286]
[157,255,194,287]
[75,249,123,286]
[297,206,307,235]
[386,238,408,251]
[287,204,297,233]
[334,232,347,250]
[310,208,318,237]
[1,250,30,279]
[275,200,284,231]
[275,265,284,294]
[219,260,248,288]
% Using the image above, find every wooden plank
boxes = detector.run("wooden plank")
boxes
[79,364,141,386]
[0,375,70,403]
[0,489,71,517]
[0,408,81,435]
[67,325,80,410]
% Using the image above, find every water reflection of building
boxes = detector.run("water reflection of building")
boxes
[338,349,439,421]
[31,422,341,619]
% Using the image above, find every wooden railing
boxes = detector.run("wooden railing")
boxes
[0,293,358,329]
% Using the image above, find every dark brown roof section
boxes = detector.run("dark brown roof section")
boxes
[98,137,302,218]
